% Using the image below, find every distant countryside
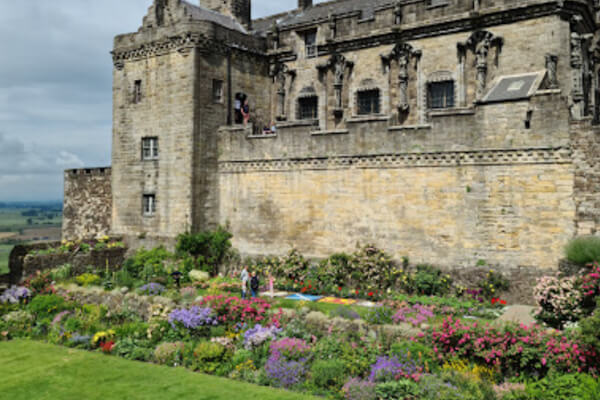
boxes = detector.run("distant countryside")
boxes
[0,201,62,275]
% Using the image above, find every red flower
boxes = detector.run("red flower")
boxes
[301,287,307,293]
[355,289,359,295]
[100,341,114,353]
[491,298,498,305]
[308,284,312,289]
[368,292,374,297]
[338,286,342,291]
[500,300,507,305]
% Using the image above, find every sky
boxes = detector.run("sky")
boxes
[0,0,325,202]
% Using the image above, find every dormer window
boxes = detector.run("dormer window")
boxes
[305,30,317,58]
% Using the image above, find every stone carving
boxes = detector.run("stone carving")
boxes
[329,12,337,40]
[318,53,353,115]
[473,0,480,12]
[382,43,421,112]
[570,32,593,119]
[458,30,503,101]
[394,1,403,25]
[545,54,558,89]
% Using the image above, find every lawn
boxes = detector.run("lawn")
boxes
[0,244,11,275]
[0,340,317,400]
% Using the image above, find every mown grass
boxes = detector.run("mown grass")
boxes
[0,340,317,400]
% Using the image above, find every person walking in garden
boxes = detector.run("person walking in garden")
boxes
[241,265,249,299]
[250,270,260,298]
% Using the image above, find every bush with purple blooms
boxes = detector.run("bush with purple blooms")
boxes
[369,354,423,382]
[138,283,166,296]
[392,304,435,327]
[168,306,217,335]
[264,350,307,388]
[243,324,281,349]
[0,286,31,304]
[342,378,376,400]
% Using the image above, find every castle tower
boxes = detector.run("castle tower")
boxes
[201,0,251,30]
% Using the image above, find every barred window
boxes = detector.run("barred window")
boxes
[428,81,454,109]
[142,137,159,160]
[305,30,317,58]
[298,96,318,120]
[143,194,156,216]
[357,89,380,115]
[133,80,142,104]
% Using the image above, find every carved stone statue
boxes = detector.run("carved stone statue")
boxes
[334,56,345,86]
[329,13,336,40]
[458,30,503,101]
[394,1,403,25]
[473,0,480,12]
[545,54,558,89]
[383,42,421,113]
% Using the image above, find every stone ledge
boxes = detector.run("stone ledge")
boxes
[428,107,475,117]
[310,129,350,136]
[346,115,390,123]
[276,120,319,128]
[388,124,432,132]
[247,134,277,139]
[535,89,561,96]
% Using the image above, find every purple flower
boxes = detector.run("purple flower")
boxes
[138,283,165,296]
[369,354,422,382]
[0,286,31,304]
[168,306,217,330]
[392,304,435,327]
[51,310,71,326]
[243,324,281,349]
[264,351,307,388]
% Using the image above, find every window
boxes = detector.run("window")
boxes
[428,81,455,109]
[304,30,317,58]
[143,194,156,216]
[357,89,380,115]
[142,137,159,160]
[133,80,142,104]
[213,79,224,103]
[298,96,318,120]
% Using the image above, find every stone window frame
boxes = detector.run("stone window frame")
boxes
[303,29,318,59]
[425,71,457,111]
[141,137,159,161]
[427,0,449,9]
[356,88,382,115]
[142,194,156,217]
[212,79,224,104]
[297,95,319,120]
[133,80,142,104]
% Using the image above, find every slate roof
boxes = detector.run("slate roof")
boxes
[252,0,396,35]
[182,0,247,33]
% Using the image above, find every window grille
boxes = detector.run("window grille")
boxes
[297,96,318,120]
[428,81,454,109]
[357,89,380,115]
[142,137,159,160]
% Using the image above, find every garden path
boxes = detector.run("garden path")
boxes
[496,305,537,326]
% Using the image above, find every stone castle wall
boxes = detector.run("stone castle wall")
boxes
[62,168,112,241]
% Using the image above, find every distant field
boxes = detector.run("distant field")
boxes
[0,208,62,232]
[0,244,11,275]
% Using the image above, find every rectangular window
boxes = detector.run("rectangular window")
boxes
[304,30,317,58]
[143,194,156,216]
[133,80,142,104]
[357,90,380,115]
[298,96,318,120]
[142,137,159,160]
[213,79,224,103]
[428,81,455,109]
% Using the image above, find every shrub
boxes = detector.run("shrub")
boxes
[243,324,281,349]
[264,350,307,388]
[188,269,210,282]
[75,273,102,287]
[419,371,496,400]
[192,341,229,374]
[413,264,452,296]
[176,227,233,276]
[318,252,352,288]
[123,247,173,279]
[270,337,311,361]
[154,341,185,366]
[330,306,361,320]
[137,283,165,296]
[113,337,154,361]
[112,267,135,288]
[168,306,217,336]
[565,236,600,265]
[272,248,311,282]
[392,304,435,327]
[2,310,34,337]
[579,298,600,351]
[0,286,31,304]
[365,305,394,325]
[581,263,600,312]
[27,294,67,319]
[375,380,421,400]
[22,271,54,295]
[342,378,376,400]
[516,373,600,400]
[310,359,347,390]
[49,264,72,281]
[114,321,149,340]
[199,295,271,325]
[369,354,423,382]
[533,275,584,329]
[478,270,510,299]
[389,341,437,373]
[348,244,396,289]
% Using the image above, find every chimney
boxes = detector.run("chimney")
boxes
[298,0,313,10]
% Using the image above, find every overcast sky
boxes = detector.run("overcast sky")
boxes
[0,0,323,202]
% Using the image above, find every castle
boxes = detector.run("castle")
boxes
[63,0,600,279]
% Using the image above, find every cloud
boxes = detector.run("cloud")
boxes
[0,1,324,201]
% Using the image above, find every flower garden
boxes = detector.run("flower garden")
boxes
[1,230,600,400]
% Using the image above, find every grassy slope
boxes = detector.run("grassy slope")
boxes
[0,208,61,232]
[0,340,317,400]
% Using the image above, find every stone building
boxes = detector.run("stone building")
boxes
[64,0,600,278]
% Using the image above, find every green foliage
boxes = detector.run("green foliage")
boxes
[49,264,72,281]
[365,305,394,325]
[389,341,438,373]
[273,248,311,281]
[375,379,420,400]
[419,371,496,400]
[313,335,379,378]
[113,267,135,288]
[176,227,233,277]
[565,236,600,265]
[123,246,174,280]
[113,337,154,361]
[505,374,600,400]
[309,359,347,390]
[27,294,67,319]
[413,264,452,296]
[579,298,600,351]
[192,341,230,375]
[115,321,149,340]
[75,273,102,287]
[153,342,185,366]
[478,270,510,299]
